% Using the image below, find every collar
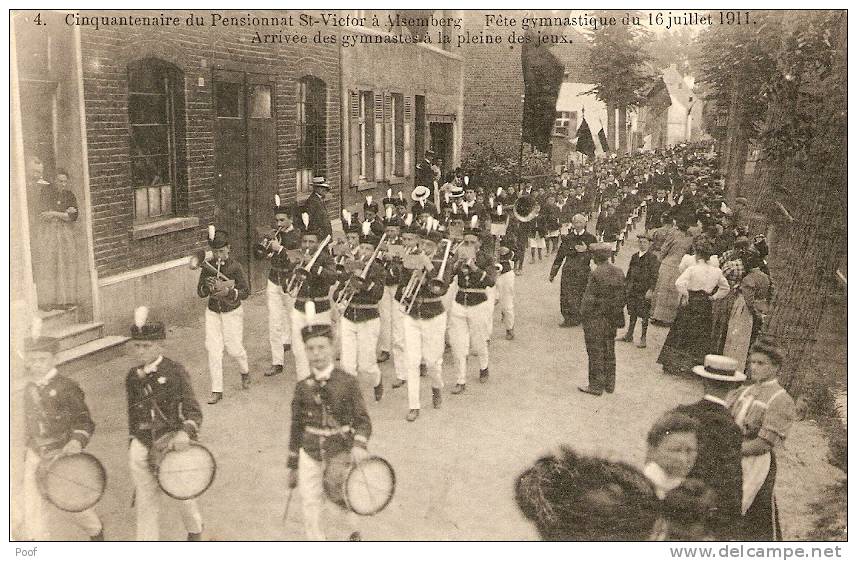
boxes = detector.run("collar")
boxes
[656,198,665,202]
[638,250,648,257]
[758,378,779,387]
[143,355,164,374]
[573,229,585,236]
[312,364,334,382]
[37,368,59,387]
[703,394,727,407]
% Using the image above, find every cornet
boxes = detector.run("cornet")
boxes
[285,234,332,296]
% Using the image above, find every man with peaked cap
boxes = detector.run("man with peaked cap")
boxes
[334,222,387,401]
[377,209,404,365]
[290,226,338,382]
[125,307,205,541]
[287,322,371,541]
[362,195,385,236]
[254,196,302,378]
[578,242,626,397]
[196,228,250,404]
[17,328,104,541]
[550,214,597,327]
[301,176,333,240]
[448,215,498,394]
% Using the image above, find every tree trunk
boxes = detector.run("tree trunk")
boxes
[723,80,746,203]
[606,104,616,153]
[618,106,628,154]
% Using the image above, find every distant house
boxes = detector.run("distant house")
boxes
[636,65,704,149]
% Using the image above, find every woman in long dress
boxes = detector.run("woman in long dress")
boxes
[725,339,796,541]
[651,220,694,326]
[711,238,753,353]
[34,168,79,310]
[723,251,771,368]
[657,236,730,375]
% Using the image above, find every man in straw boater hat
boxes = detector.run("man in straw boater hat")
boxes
[196,227,250,404]
[334,221,387,401]
[577,242,626,397]
[671,354,745,540]
[16,320,104,541]
[448,214,498,395]
[255,195,301,378]
[549,214,597,328]
[286,318,371,541]
[415,148,436,199]
[303,176,333,241]
[125,307,205,541]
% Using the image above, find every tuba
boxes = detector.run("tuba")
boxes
[513,195,539,223]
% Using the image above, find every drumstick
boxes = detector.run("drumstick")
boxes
[282,487,295,523]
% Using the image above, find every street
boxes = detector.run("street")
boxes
[19,216,841,541]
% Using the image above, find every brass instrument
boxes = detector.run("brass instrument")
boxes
[255,226,284,258]
[189,249,235,297]
[398,247,429,314]
[285,234,332,296]
[428,239,453,294]
[335,233,387,311]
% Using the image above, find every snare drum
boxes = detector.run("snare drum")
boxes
[149,433,216,500]
[323,452,395,516]
[36,452,106,512]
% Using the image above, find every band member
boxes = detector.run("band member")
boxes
[335,222,386,401]
[196,227,250,404]
[549,214,597,327]
[18,330,104,541]
[646,188,672,231]
[290,225,337,382]
[495,241,516,340]
[390,215,420,390]
[618,233,660,348]
[302,176,333,240]
[125,308,204,541]
[255,196,301,377]
[377,209,403,364]
[400,222,450,421]
[287,323,371,541]
[362,196,385,236]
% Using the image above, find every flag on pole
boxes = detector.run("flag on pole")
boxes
[576,117,596,157]
[597,119,609,154]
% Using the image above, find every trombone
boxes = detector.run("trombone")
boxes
[335,233,387,311]
[398,246,429,314]
[285,234,332,296]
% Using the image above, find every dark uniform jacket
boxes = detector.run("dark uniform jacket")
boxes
[287,368,371,468]
[125,357,202,449]
[24,372,94,453]
[597,213,622,242]
[196,257,250,313]
[302,192,332,240]
[626,251,660,297]
[580,262,626,327]
[294,250,338,313]
[265,226,302,286]
[646,198,672,230]
[334,261,385,323]
[381,238,404,287]
[399,253,451,320]
[366,218,385,237]
[672,398,744,540]
[453,250,497,307]
[496,244,516,274]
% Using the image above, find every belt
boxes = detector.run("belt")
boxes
[415,296,444,303]
[347,303,378,310]
[296,296,329,303]
[458,288,486,293]
[305,425,352,437]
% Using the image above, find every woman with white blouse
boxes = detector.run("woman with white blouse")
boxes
[657,235,730,375]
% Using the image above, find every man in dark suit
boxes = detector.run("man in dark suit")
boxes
[549,214,596,327]
[301,177,333,240]
[618,232,660,348]
[415,149,436,198]
[672,356,746,540]
[646,188,672,231]
[577,243,626,396]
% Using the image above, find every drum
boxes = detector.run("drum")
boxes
[323,453,396,516]
[149,435,216,500]
[36,452,106,512]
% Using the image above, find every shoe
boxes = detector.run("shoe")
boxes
[377,351,390,363]
[406,409,420,422]
[506,329,515,340]
[605,387,615,394]
[391,378,406,389]
[241,372,251,389]
[374,383,384,402]
[264,365,283,377]
[514,271,522,276]
[451,383,466,395]
[420,364,427,377]
[207,392,223,405]
[283,343,292,353]
[616,333,633,343]
[479,368,489,383]
[432,387,442,409]
[559,320,576,328]
[187,531,202,541]
[90,530,105,541]
[636,336,647,348]
[577,386,603,396]
[348,531,362,541]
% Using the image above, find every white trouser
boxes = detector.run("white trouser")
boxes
[448,301,490,385]
[205,307,249,393]
[298,449,358,541]
[484,285,497,340]
[129,438,202,541]
[402,313,446,410]
[266,280,293,366]
[292,307,333,381]
[444,279,458,344]
[340,317,381,387]
[391,304,406,381]
[22,448,102,540]
[378,286,395,353]
[496,271,515,330]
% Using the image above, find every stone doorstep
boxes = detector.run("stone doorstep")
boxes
[55,335,130,370]
[43,321,104,352]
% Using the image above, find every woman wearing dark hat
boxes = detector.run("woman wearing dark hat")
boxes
[725,340,796,541]
[657,236,729,376]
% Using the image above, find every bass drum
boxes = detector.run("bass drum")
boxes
[323,452,396,516]
[36,452,106,512]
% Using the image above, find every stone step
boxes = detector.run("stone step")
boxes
[44,322,104,352]
[38,306,79,331]
[55,335,130,369]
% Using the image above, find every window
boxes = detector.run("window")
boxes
[359,91,373,179]
[128,58,185,221]
[297,76,326,194]
[249,85,272,119]
[349,90,412,187]
[392,93,405,176]
[554,111,577,138]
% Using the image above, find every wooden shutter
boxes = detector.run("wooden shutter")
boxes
[349,91,360,186]
[373,91,384,181]
[384,92,393,181]
[404,96,412,177]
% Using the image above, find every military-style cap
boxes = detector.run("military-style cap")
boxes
[301,323,333,342]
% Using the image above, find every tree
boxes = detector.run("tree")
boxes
[585,14,654,153]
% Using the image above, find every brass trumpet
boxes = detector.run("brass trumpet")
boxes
[254,226,284,259]
[285,234,332,296]
[335,233,387,311]
[189,249,231,282]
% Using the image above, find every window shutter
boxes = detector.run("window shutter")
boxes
[404,96,412,176]
[374,92,384,181]
[349,91,360,186]
[384,92,393,181]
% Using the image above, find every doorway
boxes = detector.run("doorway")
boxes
[429,122,454,178]
[213,70,276,292]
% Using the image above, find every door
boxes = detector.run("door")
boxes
[213,71,276,292]
[429,122,453,177]
[414,95,426,174]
